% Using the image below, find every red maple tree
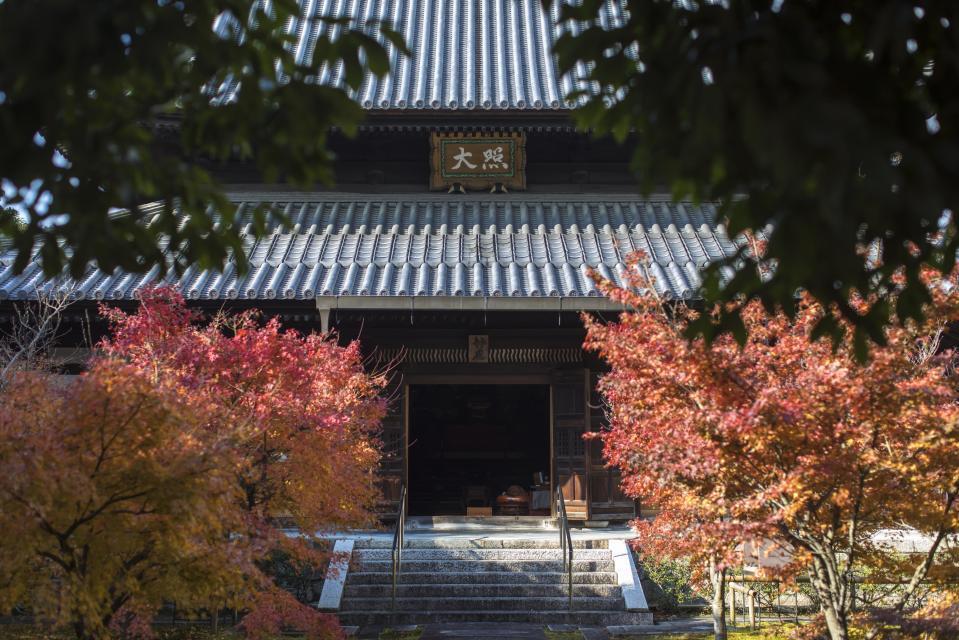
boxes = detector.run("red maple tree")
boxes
[585,265,959,640]
[0,287,387,640]
[99,287,388,638]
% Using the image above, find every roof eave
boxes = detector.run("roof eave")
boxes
[315,295,627,312]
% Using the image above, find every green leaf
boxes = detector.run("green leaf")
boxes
[0,0,407,278]
[555,0,959,358]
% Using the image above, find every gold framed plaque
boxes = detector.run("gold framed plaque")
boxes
[430,131,526,191]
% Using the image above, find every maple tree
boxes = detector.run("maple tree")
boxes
[584,263,959,640]
[0,365,249,640]
[99,287,387,535]
[98,287,388,639]
[0,287,387,639]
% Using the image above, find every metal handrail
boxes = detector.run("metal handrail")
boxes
[555,486,574,610]
[391,485,407,611]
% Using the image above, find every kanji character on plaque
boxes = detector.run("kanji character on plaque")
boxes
[482,146,508,170]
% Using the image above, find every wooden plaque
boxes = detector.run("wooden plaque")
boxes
[430,132,526,191]
[468,335,490,363]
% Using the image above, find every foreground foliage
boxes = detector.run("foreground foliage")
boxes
[585,265,959,640]
[0,367,243,640]
[0,288,387,639]
[0,0,403,278]
[552,0,959,354]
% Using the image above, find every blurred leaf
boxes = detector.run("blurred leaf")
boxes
[553,0,959,353]
[0,0,406,278]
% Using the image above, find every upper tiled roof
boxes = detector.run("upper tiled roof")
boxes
[0,195,738,303]
[215,0,610,111]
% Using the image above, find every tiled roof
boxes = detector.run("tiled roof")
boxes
[0,195,738,303]
[215,0,609,111]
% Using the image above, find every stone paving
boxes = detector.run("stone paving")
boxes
[346,618,719,640]
[420,622,549,640]
[607,618,714,636]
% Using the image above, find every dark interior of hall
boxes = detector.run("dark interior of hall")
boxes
[408,384,550,517]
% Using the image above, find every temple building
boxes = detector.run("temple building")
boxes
[0,0,738,525]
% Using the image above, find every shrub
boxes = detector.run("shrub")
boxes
[637,554,700,613]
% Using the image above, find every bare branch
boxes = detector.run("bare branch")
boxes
[0,284,76,385]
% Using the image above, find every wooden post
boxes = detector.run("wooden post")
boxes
[729,587,737,625]
[726,587,731,625]
[747,590,756,629]
[758,587,763,628]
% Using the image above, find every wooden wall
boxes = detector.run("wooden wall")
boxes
[347,310,637,523]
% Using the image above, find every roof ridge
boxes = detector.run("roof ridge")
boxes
[223,191,698,204]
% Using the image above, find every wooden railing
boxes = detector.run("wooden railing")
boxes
[391,485,407,611]
[555,486,574,610]
[728,582,758,629]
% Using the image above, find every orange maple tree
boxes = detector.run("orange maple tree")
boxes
[0,364,247,640]
[585,265,959,640]
[0,288,387,640]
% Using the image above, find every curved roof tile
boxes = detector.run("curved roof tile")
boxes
[215,0,597,111]
[0,196,740,302]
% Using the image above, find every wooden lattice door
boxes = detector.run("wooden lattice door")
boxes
[586,371,636,520]
[374,376,405,517]
[551,369,589,520]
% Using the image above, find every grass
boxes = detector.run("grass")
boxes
[153,629,245,640]
[0,626,70,640]
[0,626,251,640]
[379,627,423,640]
[0,625,269,640]
[0,623,804,640]
[610,626,800,640]
[545,625,800,640]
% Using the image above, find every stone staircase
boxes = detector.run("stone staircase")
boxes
[335,537,653,625]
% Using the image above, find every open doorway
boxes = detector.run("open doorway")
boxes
[408,384,550,516]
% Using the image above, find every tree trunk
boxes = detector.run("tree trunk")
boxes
[709,557,728,640]
[822,605,849,640]
[808,558,849,640]
[72,618,109,640]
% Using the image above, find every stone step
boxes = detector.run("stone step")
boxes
[336,611,655,625]
[406,516,557,531]
[351,560,615,573]
[352,548,611,561]
[344,571,618,585]
[352,538,607,550]
[341,596,624,613]
[343,583,622,598]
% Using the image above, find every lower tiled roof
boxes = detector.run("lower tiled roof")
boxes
[0,195,738,303]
